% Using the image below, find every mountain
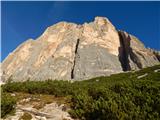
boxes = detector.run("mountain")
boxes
[1,17,160,82]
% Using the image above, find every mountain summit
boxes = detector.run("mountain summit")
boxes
[1,17,160,82]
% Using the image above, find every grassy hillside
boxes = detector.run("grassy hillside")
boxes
[1,65,160,119]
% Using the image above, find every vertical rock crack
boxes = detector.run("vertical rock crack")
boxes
[118,31,142,71]
[71,39,80,79]
[118,31,131,71]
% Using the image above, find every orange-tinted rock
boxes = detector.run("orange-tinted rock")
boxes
[1,17,159,82]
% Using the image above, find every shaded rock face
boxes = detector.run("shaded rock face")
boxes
[1,17,160,82]
[118,31,160,71]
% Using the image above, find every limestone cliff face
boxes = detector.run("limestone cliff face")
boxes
[118,31,159,71]
[1,17,160,82]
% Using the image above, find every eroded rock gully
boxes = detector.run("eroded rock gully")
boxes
[118,31,158,71]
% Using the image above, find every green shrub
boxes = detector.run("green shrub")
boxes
[1,91,16,118]
[1,65,160,119]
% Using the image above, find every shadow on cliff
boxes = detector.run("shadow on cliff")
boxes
[118,32,142,71]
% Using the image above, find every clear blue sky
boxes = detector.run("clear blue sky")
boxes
[1,1,160,61]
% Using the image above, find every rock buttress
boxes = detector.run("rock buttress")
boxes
[118,31,160,70]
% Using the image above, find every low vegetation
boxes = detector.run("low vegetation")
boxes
[1,65,160,119]
[19,112,32,120]
[1,91,16,118]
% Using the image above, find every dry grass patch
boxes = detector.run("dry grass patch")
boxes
[11,92,70,110]
[19,112,32,120]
